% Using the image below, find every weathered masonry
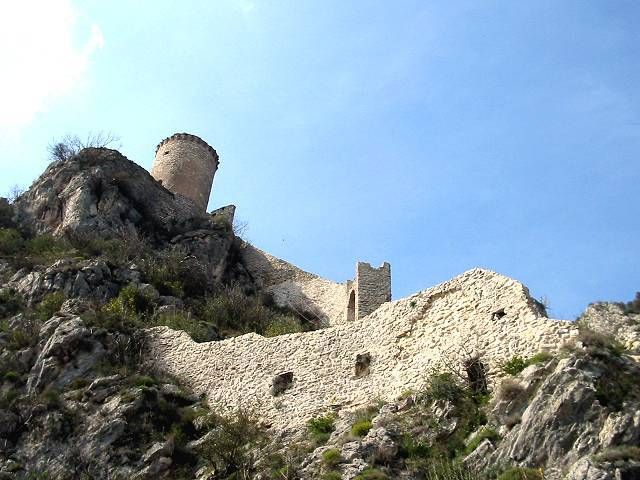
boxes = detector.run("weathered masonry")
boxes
[147,268,578,430]
[151,133,219,212]
[239,244,392,326]
[346,262,391,321]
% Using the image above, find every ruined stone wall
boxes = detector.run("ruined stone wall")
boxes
[147,268,578,431]
[240,243,349,325]
[355,262,391,319]
[151,133,219,212]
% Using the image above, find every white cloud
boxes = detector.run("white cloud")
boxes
[0,0,103,129]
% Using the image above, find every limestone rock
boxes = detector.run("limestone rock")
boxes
[9,259,119,305]
[13,148,205,240]
[565,457,615,480]
[579,303,640,353]
[142,438,174,465]
[27,317,104,393]
[483,352,640,476]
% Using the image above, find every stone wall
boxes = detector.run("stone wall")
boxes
[239,244,393,326]
[151,133,219,212]
[147,268,578,431]
[354,262,391,320]
[239,243,349,325]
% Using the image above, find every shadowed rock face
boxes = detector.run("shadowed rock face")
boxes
[13,148,208,242]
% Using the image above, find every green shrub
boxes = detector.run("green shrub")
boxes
[465,427,500,454]
[0,390,19,409]
[154,310,210,342]
[422,461,476,480]
[0,228,24,255]
[595,369,637,411]
[263,314,303,337]
[0,230,79,266]
[594,445,640,464]
[576,327,626,356]
[307,414,335,445]
[501,352,553,376]
[351,419,373,437]
[1,315,40,350]
[117,284,154,316]
[195,409,267,478]
[141,246,209,298]
[526,351,553,365]
[120,390,138,404]
[353,468,388,480]
[36,291,65,321]
[0,288,24,318]
[40,387,61,409]
[501,356,527,375]
[3,371,20,383]
[322,448,343,468]
[130,375,156,388]
[426,372,466,403]
[0,199,14,228]
[67,377,90,390]
[70,232,149,265]
[26,234,71,257]
[101,284,155,329]
[199,285,267,336]
[400,434,432,460]
[398,389,414,399]
[497,467,544,480]
[322,472,343,480]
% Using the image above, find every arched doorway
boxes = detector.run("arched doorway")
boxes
[346,290,356,321]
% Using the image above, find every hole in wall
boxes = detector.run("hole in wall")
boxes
[271,371,294,396]
[355,353,371,378]
[347,290,356,322]
[491,308,506,320]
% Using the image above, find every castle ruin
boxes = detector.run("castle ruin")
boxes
[144,133,579,431]
[151,133,393,323]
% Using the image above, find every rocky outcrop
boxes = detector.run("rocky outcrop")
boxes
[13,148,206,241]
[475,350,640,480]
[579,302,640,353]
[26,315,105,394]
[6,148,250,300]
[8,259,134,306]
[0,312,214,479]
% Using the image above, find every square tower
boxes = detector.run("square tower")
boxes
[346,262,391,321]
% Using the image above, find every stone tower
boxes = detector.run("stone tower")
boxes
[151,133,219,212]
[346,262,392,321]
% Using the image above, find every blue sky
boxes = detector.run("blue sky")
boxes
[1,1,639,319]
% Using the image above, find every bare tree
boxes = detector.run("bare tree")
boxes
[438,337,489,396]
[7,184,24,203]
[48,132,121,162]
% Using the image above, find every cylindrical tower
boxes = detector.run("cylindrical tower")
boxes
[151,133,219,212]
